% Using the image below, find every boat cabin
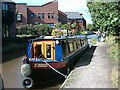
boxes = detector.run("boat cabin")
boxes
[26,35,88,61]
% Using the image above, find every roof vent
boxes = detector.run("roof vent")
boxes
[44,36,55,39]
[80,13,83,16]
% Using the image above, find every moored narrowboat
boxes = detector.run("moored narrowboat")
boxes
[21,35,88,88]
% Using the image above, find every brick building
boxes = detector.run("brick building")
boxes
[16,0,86,31]
[2,0,16,37]
[16,0,67,28]
[1,0,86,37]
[58,10,67,24]
[16,3,27,28]
[27,0,58,25]
[65,12,86,30]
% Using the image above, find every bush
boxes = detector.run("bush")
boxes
[18,24,53,36]
[106,34,119,87]
[106,35,119,61]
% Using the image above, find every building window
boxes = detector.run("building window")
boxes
[2,3,8,11]
[2,3,5,10]
[2,25,9,37]
[38,13,41,18]
[48,23,54,26]
[78,19,82,22]
[29,13,35,18]
[51,13,54,18]
[16,14,22,21]
[42,13,45,19]
[48,13,50,19]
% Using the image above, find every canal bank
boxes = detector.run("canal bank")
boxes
[2,50,26,63]
[60,42,117,88]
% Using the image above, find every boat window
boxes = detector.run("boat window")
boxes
[82,39,85,46]
[84,38,87,45]
[80,39,83,47]
[77,40,81,49]
[61,40,69,57]
[76,42,78,49]
[34,45,42,58]
[76,40,79,49]
[46,44,51,58]
[69,42,74,52]
[74,41,77,50]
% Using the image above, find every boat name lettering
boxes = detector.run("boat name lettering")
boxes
[34,63,47,67]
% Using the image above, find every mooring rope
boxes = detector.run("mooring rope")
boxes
[43,60,68,79]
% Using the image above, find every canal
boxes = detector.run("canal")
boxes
[2,51,64,89]
[2,34,97,89]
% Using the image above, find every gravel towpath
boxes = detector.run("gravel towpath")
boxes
[61,42,117,88]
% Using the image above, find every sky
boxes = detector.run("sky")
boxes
[12,0,93,24]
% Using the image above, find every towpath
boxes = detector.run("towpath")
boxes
[61,42,117,89]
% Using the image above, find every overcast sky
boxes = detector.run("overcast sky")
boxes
[12,0,93,24]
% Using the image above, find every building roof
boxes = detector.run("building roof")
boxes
[64,12,83,19]
[58,10,67,17]
[1,0,14,3]
[27,0,58,7]
[16,3,27,5]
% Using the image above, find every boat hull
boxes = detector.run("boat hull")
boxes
[28,61,68,79]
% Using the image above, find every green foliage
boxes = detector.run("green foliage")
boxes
[55,22,62,29]
[87,1,120,36]
[106,34,119,87]
[80,31,87,34]
[18,24,34,35]
[106,35,119,61]
[71,23,76,29]
[18,24,53,36]
[91,38,97,45]
[60,24,68,29]
[87,23,93,31]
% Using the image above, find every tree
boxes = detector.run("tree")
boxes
[87,23,94,31]
[71,23,76,29]
[87,0,120,36]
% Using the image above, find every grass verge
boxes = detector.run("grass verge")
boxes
[106,34,119,88]
[91,38,97,45]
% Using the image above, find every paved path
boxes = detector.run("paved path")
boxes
[61,42,117,88]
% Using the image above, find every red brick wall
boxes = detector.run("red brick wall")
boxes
[79,19,86,29]
[9,2,16,37]
[27,1,58,24]
[83,19,86,29]
[69,19,86,30]
[58,10,67,24]
[16,3,27,28]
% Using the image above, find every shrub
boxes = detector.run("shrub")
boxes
[18,24,53,36]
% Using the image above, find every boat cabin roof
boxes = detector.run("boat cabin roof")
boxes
[28,34,87,42]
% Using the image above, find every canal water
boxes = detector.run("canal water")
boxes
[2,52,64,89]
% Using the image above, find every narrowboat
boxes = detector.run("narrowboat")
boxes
[21,35,89,88]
